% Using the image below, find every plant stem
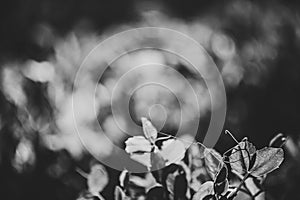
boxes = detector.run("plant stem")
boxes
[227,172,250,198]
[225,130,240,144]
[76,167,88,179]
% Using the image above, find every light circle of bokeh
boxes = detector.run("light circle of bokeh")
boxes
[109,62,199,138]
[72,27,227,172]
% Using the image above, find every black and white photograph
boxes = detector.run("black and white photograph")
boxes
[0,0,299,200]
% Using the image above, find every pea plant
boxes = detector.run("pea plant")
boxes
[77,118,285,200]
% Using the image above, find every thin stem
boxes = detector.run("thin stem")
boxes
[225,130,240,144]
[228,172,251,198]
[76,167,88,179]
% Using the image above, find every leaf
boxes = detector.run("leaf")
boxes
[119,170,129,188]
[114,186,128,200]
[248,152,257,171]
[87,164,109,196]
[203,148,223,179]
[192,181,214,200]
[151,151,166,171]
[228,140,256,175]
[250,147,284,177]
[129,173,157,191]
[215,165,228,184]
[190,168,210,192]
[125,136,153,153]
[188,144,205,168]
[130,152,152,168]
[160,139,186,166]
[142,117,158,144]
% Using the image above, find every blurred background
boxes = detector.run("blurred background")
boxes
[0,0,300,199]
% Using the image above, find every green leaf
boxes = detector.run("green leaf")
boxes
[192,181,214,200]
[250,147,284,177]
[141,117,158,144]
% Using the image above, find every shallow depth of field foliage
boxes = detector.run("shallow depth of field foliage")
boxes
[76,118,285,200]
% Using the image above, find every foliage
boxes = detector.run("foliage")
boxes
[77,118,285,200]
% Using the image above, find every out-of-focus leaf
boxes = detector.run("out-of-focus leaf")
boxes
[250,147,284,177]
[125,136,153,153]
[77,190,104,200]
[190,168,210,192]
[269,133,287,148]
[203,148,223,179]
[129,172,157,191]
[151,151,166,171]
[130,152,151,168]
[228,139,256,175]
[12,138,36,172]
[114,186,128,200]
[119,170,129,188]
[146,186,169,200]
[188,144,205,169]
[125,136,154,168]
[163,164,180,195]
[160,139,186,166]
[192,181,214,200]
[141,117,158,144]
[87,164,109,196]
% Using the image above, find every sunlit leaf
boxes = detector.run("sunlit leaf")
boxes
[160,139,186,166]
[203,148,223,179]
[141,117,158,144]
[129,172,157,191]
[87,164,109,196]
[151,151,166,171]
[119,170,129,188]
[250,147,284,177]
[228,139,256,175]
[192,181,214,200]
[130,152,151,168]
[12,138,36,173]
[114,186,128,200]
[125,136,153,154]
